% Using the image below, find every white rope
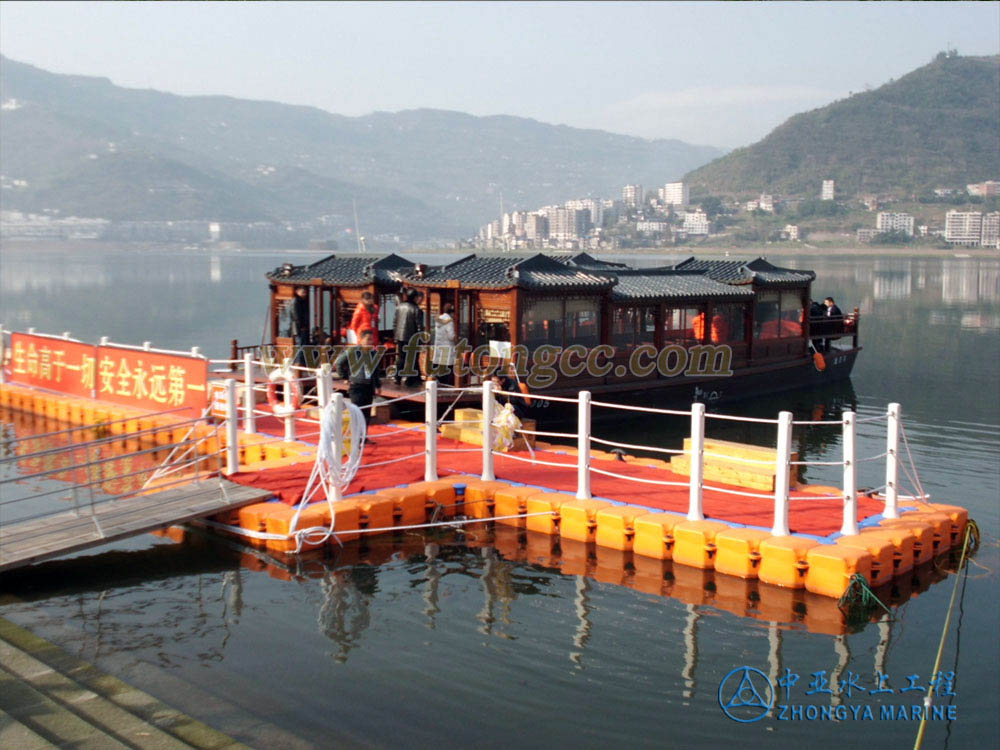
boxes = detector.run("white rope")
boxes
[590,435,683,455]
[590,466,689,487]
[288,399,367,551]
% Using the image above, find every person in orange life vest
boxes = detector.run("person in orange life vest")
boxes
[691,311,706,340]
[709,313,728,343]
[349,292,379,345]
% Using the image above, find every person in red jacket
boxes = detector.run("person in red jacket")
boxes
[349,292,379,345]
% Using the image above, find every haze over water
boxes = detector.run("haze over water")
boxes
[1,245,998,749]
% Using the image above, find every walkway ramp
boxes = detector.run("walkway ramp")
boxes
[0,480,272,572]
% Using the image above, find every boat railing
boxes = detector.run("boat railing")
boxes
[214,355,906,539]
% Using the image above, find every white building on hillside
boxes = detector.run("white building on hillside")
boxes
[821,179,835,201]
[944,211,983,246]
[622,184,644,209]
[682,210,710,236]
[658,182,689,206]
[876,212,915,236]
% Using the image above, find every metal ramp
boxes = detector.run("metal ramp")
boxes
[0,479,271,572]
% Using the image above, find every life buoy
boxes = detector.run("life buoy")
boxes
[267,367,302,415]
[813,351,827,372]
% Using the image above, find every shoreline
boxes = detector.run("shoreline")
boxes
[1,237,996,259]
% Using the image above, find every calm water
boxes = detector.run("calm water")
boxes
[1,245,998,749]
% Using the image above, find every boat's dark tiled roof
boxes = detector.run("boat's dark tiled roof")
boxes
[610,271,755,302]
[411,253,616,291]
[561,252,630,270]
[673,256,815,287]
[266,253,414,285]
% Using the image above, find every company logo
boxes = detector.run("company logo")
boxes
[718,666,774,723]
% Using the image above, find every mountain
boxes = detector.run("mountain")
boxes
[683,54,1000,198]
[0,57,723,236]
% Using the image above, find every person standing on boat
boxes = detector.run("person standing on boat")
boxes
[349,292,380,345]
[823,297,843,352]
[335,328,381,431]
[392,288,424,386]
[431,302,457,386]
[291,286,311,365]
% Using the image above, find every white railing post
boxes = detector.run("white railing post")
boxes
[884,403,901,519]
[425,378,439,482]
[243,352,256,433]
[841,410,858,536]
[481,380,495,481]
[687,402,705,521]
[225,378,239,475]
[772,411,793,536]
[331,392,344,503]
[576,390,592,499]
[282,357,295,442]
[317,363,333,408]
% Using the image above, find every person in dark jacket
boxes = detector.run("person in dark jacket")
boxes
[392,288,424,386]
[823,297,843,352]
[335,328,381,430]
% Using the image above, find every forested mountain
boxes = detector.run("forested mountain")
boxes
[683,54,1000,198]
[0,56,722,235]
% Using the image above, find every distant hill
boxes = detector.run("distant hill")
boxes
[0,57,723,236]
[683,54,1000,198]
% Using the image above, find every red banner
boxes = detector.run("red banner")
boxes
[95,346,208,417]
[8,333,97,398]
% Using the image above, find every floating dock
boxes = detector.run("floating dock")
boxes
[0,374,973,605]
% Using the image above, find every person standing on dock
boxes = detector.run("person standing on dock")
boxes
[335,328,381,431]
[349,292,380,345]
[823,297,843,352]
[292,286,311,365]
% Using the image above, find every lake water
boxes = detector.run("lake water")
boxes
[1,245,998,749]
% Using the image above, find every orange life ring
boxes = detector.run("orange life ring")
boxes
[267,367,302,414]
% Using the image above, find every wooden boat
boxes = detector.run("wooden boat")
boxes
[235,252,860,406]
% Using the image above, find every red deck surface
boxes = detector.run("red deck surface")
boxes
[231,420,884,538]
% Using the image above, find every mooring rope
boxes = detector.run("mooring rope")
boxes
[912,518,980,750]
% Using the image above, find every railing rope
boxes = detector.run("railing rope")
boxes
[225,378,239,475]
[243,352,256,434]
[481,379,495,481]
[576,390,591,500]
[687,402,705,521]
[425,378,438,482]
[771,410,793,536]
[841,410,858,536]
[883,402,901,519]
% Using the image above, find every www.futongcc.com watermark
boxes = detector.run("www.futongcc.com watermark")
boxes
[279,334,735,389]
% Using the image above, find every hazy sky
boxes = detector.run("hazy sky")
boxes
[1,1,997,149]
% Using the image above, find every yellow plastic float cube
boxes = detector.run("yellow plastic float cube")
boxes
[558,498,612,543]
[805,545,873,598]
[758,536,819,588]
[835,533,896,587]
[594,506,645,551]
[632,512,684,560]
[714,527,773,579]
[672,520,731,569]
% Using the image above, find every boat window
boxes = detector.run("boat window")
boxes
[711,303,746,343]
[565,298,600,348]
[754,292,781,339]
[779,290,804,337]
[612,307,638,349]
[521,297,564,349]
[640,307,657,345]
[663,306,704,344]
[276,297,294,338]
[378,293,397,332]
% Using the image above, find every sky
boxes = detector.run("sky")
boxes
[1,1,997,149]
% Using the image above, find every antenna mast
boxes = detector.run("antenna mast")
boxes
[353,198,363,253]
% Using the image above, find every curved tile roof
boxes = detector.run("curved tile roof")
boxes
[266,253,415,285]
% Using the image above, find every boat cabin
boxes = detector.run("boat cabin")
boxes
[245,252,858,395]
